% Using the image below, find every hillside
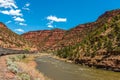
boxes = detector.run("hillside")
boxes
[22,23,95,52]
[56,9,120,71]
[24,10,120,52]
[22,10,115,52]
[51,23,95,51]
[22,28,66,51]
[0,22,33,50]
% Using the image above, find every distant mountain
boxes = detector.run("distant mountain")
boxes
[0,22,33,50]
[22,28,66,51]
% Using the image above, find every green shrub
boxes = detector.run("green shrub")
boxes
[9,54,26,61]
[24,48,30,51]
[7,58,19,74]
[18,73,31,80]
[17,54,26,61]
[7,63,19,73]
[6,58,13,66]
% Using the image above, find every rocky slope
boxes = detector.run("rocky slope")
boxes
[22,23,95,51]
[52,23,95,50]
[22,10,120,53]
[56,9,120,71]
[0,22,33,50]
[22,28,66,51]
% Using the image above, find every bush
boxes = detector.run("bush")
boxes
[7,63,19,73]
[9,54,26,61]
[18,73,31,80]
[17,54,26,61]
[24,48,30,51]
[6,58,19,73]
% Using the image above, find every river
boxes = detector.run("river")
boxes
[35,55,120,80]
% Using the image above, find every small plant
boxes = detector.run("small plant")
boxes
[34,78,41,80]
[9,54,26,61]
[6,58,13,66]
[17,54,26,61]
[7,63,19,73]
[24,47,31,51]
[18,73,31,80]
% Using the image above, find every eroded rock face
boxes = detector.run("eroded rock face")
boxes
[22,29,66,51]
[55,23,95,48]
[22,22,97,51]
[22,23,95,51]
[22,30,51,45]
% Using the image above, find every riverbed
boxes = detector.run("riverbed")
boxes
[35,55,120,80]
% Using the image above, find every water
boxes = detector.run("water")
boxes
[35,55,120,80]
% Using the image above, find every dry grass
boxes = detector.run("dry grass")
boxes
[16,54,51,80]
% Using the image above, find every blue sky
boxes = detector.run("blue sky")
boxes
[0,0,120,34]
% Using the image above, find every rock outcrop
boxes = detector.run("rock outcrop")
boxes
[22,29,66,51]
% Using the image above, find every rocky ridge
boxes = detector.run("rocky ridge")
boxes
[22,28,66,51]
[0,22,34,50]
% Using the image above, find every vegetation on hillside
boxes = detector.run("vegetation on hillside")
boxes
[55,9,120,61]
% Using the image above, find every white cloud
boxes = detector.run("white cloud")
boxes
[0,0,18,9]
[25,3,30,7]
[15,28,25,33]
[22,3,30,11]
[47,21,54,28]
[47,15,67,22]
[6,20,12,24]
[14,17,25,22]
[47,21,53,25]
[48,25,54,28]
[19,23,27,26]
[46,15,67,28]
[0,9,22,16]
[0,0,28,26]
